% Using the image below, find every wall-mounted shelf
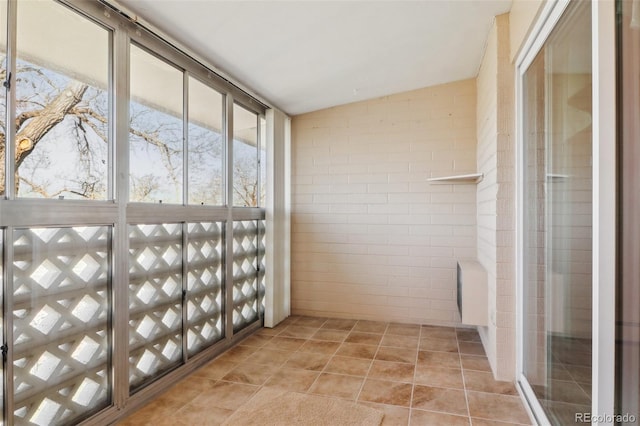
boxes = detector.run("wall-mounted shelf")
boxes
[427,173,484,183]
[546,173,569,182]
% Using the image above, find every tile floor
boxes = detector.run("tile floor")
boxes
[119,316,532,425]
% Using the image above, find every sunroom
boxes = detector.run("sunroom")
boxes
[0,0,636,425]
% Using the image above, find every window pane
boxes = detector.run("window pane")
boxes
[188,78,223,205]
[186,222,224,355]
[233,104,258,207]
[129,45,183,204]
[259,116,266,207]
[13,226,111,425]
[521,2,592,423]
[128,223,182,390]
[15,1,110,199]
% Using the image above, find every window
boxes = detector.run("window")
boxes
[0,0,268,421]
[129,45,183,204]
[259,116,267,207]
[188,77,224,205]
[14,1,110,199]
[233,104,259,207]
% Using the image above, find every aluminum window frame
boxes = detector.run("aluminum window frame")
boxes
[0,0,268,423]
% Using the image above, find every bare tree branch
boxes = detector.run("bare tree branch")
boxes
[15,81,88,168]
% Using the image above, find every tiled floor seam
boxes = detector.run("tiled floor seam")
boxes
[457,329,473,426]
[353,321,386,404]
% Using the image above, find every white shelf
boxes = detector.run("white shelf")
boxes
[427,173,484,183]
[547,173,569,182]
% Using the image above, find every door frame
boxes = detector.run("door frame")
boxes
[514,0,616,423]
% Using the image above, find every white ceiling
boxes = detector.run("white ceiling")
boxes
[116,0,512,116]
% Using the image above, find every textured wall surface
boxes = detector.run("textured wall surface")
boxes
[291,79,477,325]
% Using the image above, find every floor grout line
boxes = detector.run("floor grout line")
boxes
[352,320,387,404]
[120,317,534,426]
[457,327,474,426]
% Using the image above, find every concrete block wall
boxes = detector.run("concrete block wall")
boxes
[476,13,517,381]
[476,15,499,375]
[291,79,477,325]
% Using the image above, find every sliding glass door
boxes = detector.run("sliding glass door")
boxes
[519,1,594,423]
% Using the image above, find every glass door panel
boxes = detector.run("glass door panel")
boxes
[521,1,593,423]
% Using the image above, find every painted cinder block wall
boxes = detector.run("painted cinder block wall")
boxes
[476,0,545,381]
[290,80,477,325]
[476,13,516,381]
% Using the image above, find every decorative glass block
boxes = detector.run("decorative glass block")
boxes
[12,226,110,425]
[128,224,182,390]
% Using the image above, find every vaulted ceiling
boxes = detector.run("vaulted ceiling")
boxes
[115,0,513,115]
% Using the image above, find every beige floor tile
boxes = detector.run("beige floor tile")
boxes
[298,339,341,355]
[311,329,349,342]
[257,327,281,336]
[309,372,364,400]
[222,362,277,385]
[421,327,458,340]
[411,409,471,425]
[459,342,486,356]
[414,366,464,389]
[294,316,328,328]
[420,337,459,353]
[346,331,384,345]
[471,418,531,426]
[118,322,534,426]
[263,367,319,392]
[263,336,306,351]
[172,405,234,426]
[467,391,531,424]
[336,342,378,359]
[412,385,468,416]
[463,370,518,396]
[386,323,421,337]
[353,320,388,334]
[375,346,417,364]
[119,400,181,425]
[456,328,482,342]
[244,348,292,367]
[322,318,358,331]
[380,334,419,349]
[543,379,591,405]
[359,402,410,425]
[239,333,273,348]
[368,360,415,383]
[417,350,461,369]
[163,376,217,402]
[214,345,257,363]
[283,351,331,371]
[460,354,492,372]
[278,316,301,327]
[325,355,372,376]
[193,360,238,380]
[358,379,413,407]
[278,325,319,339]
[189,381,258,411]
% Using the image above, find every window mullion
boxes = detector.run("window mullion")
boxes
[224,94,234,340]
[112,26,130,410]
[5,0,16,201]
